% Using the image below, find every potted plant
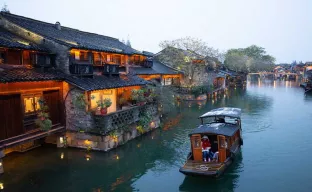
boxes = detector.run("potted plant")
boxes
[136,90,146,106]
[143,88,151,97]
[35,98,52,131]
[118,97,126,109]
[131,89,146,106]
[97,98,112,115]
[131,90,138,105]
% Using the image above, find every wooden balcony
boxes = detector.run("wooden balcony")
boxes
[103,64,119,75]
[93,103,158,134]
[130,60,153,67]
[69,62,93,75]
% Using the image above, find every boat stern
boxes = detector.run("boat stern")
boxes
[179,161,226,178]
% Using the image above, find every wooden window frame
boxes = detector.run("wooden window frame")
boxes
[22,93,42,115]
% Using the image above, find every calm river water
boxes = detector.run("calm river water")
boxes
[2,80,312,192]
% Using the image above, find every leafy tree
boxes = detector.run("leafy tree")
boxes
[224,45,275,73]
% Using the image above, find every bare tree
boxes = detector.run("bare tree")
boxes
[157,37,221,86]
[1,3,10,13]
[159,36,220,58]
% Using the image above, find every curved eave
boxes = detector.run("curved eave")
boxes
[200,114,241,119]
[199,107,242,119]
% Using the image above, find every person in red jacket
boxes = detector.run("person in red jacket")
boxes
[201,135,211,162]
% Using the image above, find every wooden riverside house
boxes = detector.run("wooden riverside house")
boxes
[0,12,161,170]
[0,26,65,152]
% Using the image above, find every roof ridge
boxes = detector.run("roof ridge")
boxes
[155,60,183,72]
[0,12,119,42]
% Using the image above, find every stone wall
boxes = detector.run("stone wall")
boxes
[64,85,93,131]
[64,115,160,152]
[93,103,158,134]
[0,17,70,73]
[63,85,160,151]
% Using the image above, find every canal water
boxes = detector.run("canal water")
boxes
[2,80,312,192]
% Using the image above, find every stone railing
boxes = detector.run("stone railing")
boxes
[93,103,158,134]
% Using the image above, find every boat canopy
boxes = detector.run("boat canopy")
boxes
[189,123,239,137]
[199,107,241,119]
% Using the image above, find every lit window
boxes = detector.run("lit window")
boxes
[164,78,172,85]
[90,92,100,109]
[75,51,80,60]
[34,96,41,111]
[24,97,34,113]
[94,53,101,65]
[24,94,42,114]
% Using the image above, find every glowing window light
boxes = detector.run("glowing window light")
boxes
[150,121,156,129]
[59,137,64,144]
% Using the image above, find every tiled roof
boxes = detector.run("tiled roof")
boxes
[0,66,62,83]
[63,74,147,91]
[0,65,147,90]
[142,51,155,57]
[0,27,47,51]
[129,67,159,75]
[130,60,182,75]
[1,12,141,55]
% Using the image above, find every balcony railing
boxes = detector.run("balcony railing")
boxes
[103,64,119,75]
[129,60,153,68]
[69,63,93,75]
[93,103,158,134]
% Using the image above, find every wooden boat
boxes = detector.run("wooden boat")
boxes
[179,107,243,178]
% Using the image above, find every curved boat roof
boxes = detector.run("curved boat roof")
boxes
[190,123,239,137]
[199,107,241,119]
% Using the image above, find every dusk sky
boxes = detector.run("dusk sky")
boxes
[1,0,311,63]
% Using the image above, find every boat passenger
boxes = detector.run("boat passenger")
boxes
[212,151,219,162]
[201,135,211,162]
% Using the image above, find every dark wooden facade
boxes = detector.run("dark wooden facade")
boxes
[0,81,64,141]
[0,94,23,140]
[0,48,54,67]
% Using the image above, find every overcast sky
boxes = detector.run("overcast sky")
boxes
[1,0,311,63]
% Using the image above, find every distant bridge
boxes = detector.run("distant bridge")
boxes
[248,72,300,80]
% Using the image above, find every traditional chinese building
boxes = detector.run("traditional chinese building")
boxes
[130,59,183,86]
[0,12,160,168]
[0,26,66,162]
